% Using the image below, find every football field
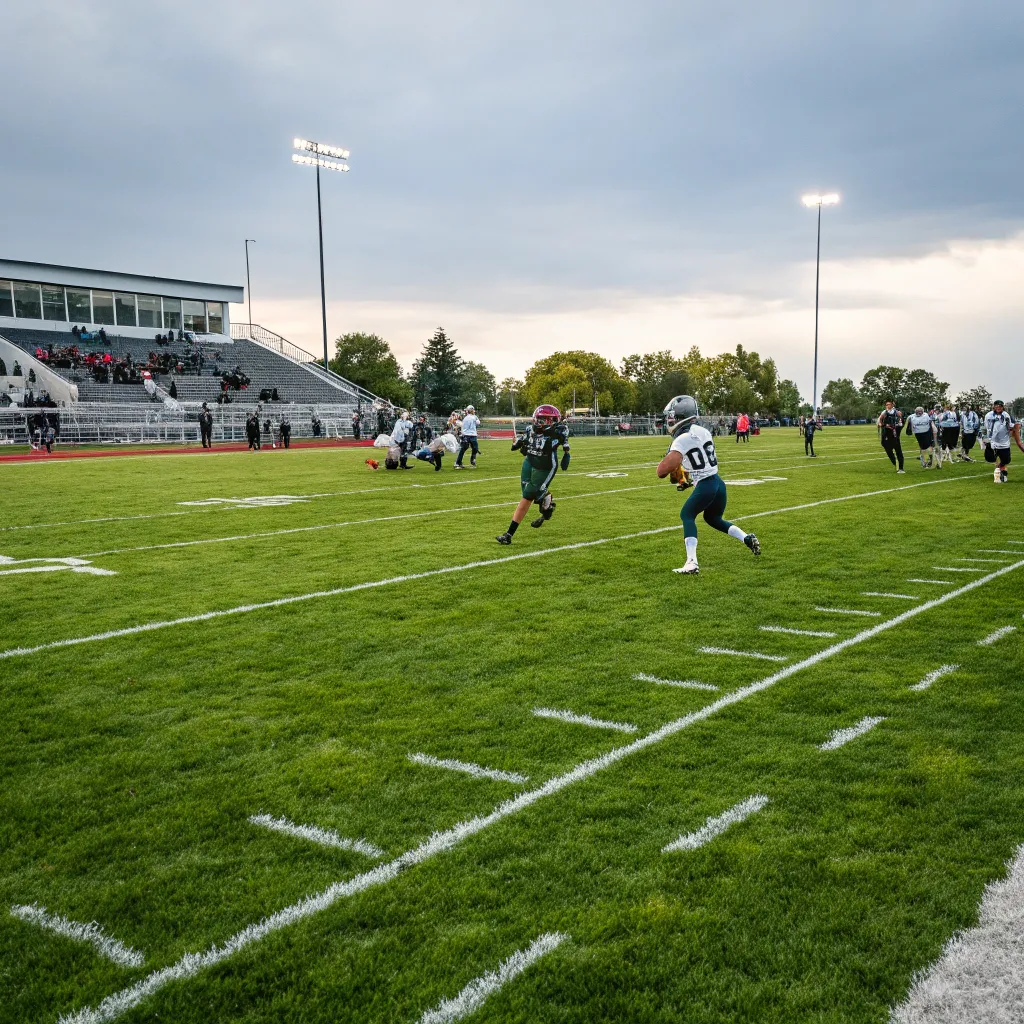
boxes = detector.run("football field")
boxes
[2,426,1023,1023]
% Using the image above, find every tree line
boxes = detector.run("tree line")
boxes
[326,329,1021,419]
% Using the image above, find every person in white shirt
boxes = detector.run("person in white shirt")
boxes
[656,395,761,575]
[454,405,481,469]
[984,400,1023,483]
[389,410,414,469]
[906,407,936,468]
[960,406,980,461]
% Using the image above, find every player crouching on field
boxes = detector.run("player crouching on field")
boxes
[496,404,570,544]
[656,395,760,575]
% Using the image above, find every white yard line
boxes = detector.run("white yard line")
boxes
[4,472,990,663]
[889,845,1024,1024]
[248,815,384,858]
[759,626,837,637]
[957,557,1014,563]
[933,566,986,573]
[906,579,954,585]
[633,673,719,691]
[417,932,568,1024]
[978,625,1017,646]
[910,665,959,692]
[532,707,637,734]
[814,607,882,617]
[698,646,788,662]
[67,485,662,560]
[977,550,1023,554]
[662,795,770,853]
[11,904,144,968]
[408,753,528,785]
[58,556,1024,1024]
[819,716,886,751]
[861,592,920,600]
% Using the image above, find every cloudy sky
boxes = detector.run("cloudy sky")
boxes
[3,0,1023,398]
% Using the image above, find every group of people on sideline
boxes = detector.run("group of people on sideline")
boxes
[878,400,1022,482]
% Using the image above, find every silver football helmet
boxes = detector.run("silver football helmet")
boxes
[664,395,700,436]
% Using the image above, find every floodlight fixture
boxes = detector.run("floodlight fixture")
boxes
[292,153,349,172]
[294,138,349,160]
[801,190,840,415]
[291,137,351,372]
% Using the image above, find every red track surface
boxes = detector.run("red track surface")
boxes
[0,438,375,463]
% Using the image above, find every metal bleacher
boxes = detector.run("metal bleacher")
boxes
[0,324,380,409]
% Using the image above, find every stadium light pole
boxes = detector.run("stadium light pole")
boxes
[292,138,350,372]
[801,192,839,415]
[244,239,255,330]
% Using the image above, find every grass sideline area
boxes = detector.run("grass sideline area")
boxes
[1,426,1022,1023]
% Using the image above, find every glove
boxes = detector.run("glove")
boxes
[670,465,692,490]
[560,452,570,471]
[511,435,525,452]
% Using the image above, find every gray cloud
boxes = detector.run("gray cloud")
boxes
[3,0,1023,319]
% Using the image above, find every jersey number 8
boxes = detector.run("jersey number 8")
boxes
[685,441,718,470]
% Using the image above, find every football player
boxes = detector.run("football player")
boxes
[496,404,570,544]
[656,395,760,575]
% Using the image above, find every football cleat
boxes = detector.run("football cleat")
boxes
[673,560,700,575]
[453,464,464,470]
[530,515,545,528]
[496,532,513,544]
[744,533,761,556]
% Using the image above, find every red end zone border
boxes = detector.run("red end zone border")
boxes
[0,438,376,463]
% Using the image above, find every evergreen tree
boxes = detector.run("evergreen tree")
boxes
[410,327,465,414]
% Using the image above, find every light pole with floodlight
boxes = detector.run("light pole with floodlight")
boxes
[292,137,350,372]
[801,192,839,416]
[244,239,255,330]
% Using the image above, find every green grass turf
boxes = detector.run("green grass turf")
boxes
[1,426,1022,1023]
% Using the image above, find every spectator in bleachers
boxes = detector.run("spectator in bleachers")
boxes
[168,379,178,399]
[312,414,322,437]
[12,361,22,376]
[0,357,6,375]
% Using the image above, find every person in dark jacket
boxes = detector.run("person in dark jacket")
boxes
[279,415,292,449]
[246,413,261,451]
[199,403,213,448]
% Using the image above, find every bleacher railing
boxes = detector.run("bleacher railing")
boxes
[231,322,381,405]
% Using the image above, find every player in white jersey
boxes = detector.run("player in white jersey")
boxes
[656,395,761,575]
[983,400,1024,483]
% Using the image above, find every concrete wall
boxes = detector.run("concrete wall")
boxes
[0,336,78,405]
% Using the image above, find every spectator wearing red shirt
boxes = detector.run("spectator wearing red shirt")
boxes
[736,412,750,443]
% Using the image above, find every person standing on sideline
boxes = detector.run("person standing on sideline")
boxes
[390,410,414,469]
[199,402,213,449]
[351,409,361,441]
[907,406,936,468]
[877,400,904,473]
[446,410,462,439]
[735,411,750,443]
[246,412,261,451]
[413,414,433,447]
[803,414,820,457]
[960,405,980,461]
[937,403,960,462]
[455,405,481,469]
[984,400,1023,483]
[279,414,292,449]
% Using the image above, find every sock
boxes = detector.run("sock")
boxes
[684,536,698,562]
[507,520,519,536]
[727,525,746,542]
